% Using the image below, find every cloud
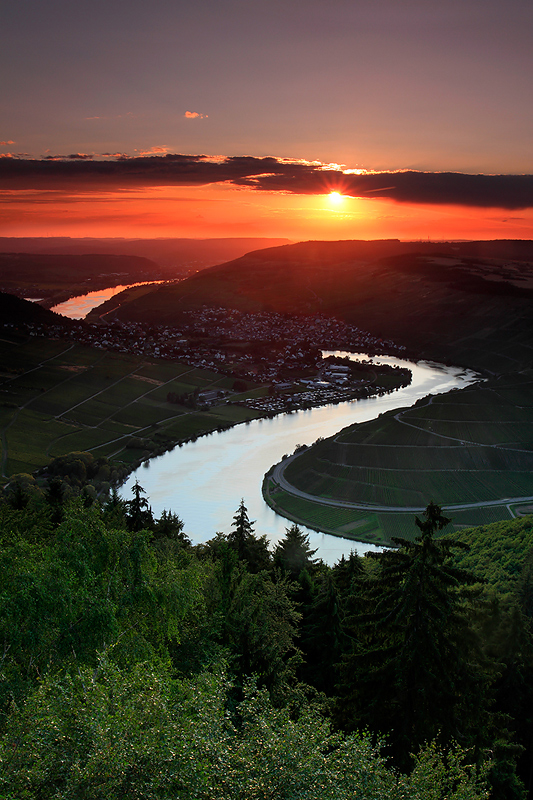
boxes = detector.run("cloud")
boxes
[136,146,171,156]
[44,153,95,160]
[1,153,532,209]
[0,152,30,159]
[0,141,15,146]
[184,111,207,119]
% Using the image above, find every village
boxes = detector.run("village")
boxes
[6,306,411,413]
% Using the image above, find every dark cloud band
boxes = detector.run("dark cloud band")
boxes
[1,154,532,209]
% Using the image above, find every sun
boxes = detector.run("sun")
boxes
[328,191,344,205]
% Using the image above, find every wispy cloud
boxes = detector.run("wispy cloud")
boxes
[0,141,15,146]
[1,153,532,209]
[136,146,171,156]
[85,112,136,121]
[184,111,208,119]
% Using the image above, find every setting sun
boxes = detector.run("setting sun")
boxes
[328,191,344,205]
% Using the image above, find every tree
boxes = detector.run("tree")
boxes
[228,499,255,561]
[227,499,270,572]
[46,475,65,525]
[124,480,154,531]
[299,570,347,694]
[153,509,191,547]
[273,524,318,579]
[336,502,490,769]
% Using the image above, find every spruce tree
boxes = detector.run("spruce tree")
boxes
[125,480,154,531]
[227,499,270,572]
[273,524,318,579]
[300,571,347,694]
[336,502,489,769]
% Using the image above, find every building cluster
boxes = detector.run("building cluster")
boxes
[240,379,384,416]
[4,307,407,391]
[177,307,404,354]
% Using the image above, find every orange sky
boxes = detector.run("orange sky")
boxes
[2,1,532,243]
[2,183,532,241]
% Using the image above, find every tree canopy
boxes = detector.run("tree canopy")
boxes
[0,489,531,798]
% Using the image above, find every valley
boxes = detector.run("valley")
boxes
[2,237,533,545]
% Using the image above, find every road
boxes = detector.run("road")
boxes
[270,453,533,514]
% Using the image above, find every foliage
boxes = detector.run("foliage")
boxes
[0,491,530,798]
[449,517,533,595]
[0,662,490,800]
[336,503,491,768]
[0,501,206,717]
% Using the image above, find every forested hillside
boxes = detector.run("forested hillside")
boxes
[1,481,532,798]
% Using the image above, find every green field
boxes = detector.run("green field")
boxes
[266,371,533,546]
[0,337,262,479]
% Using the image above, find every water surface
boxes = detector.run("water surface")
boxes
[52,282,162,319]
[122,354,478,563]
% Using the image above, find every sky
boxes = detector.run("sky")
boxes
[1,0,533,241]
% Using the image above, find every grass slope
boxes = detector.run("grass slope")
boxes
[0,336,263,480]
[265,372,533,545]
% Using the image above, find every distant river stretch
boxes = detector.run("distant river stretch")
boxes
[51,282,162,319]
[121,354,479,564]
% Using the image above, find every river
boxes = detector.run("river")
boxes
[51,288,477,561]
[51,282,163,319]
[121,354,478,564]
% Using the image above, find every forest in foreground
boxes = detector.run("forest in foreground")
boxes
[1,477,533,799]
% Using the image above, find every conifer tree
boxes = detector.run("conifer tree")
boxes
[227,499,270,572]
[300,571,347,694]
[336,502,489,769]
[273,524,318,579]
[228,499,255,562]
[125,480,154,531]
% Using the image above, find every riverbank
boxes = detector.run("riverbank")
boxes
[263,364,533,545]
[120,357,475,561]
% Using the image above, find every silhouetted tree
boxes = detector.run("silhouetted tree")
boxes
[227,500,270,572]
[125,481,153,531]
[153,509,191,547]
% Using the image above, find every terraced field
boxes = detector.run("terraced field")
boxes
[265,372,533,544]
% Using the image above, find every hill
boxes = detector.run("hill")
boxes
[0,237,291,270]
[0,238,291,308]
[109,239,533,374]
[0,291,73,327]
[0,252,162,307]
[102,236,533,545]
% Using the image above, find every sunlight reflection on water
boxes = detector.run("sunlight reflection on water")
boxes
[51,283,162,319]
[122,354,478,564]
